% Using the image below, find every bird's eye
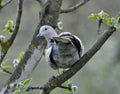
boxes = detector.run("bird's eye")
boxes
[45,28,47,30]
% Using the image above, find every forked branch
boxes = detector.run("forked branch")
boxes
[0,0,13,10]
[61,0,90,13]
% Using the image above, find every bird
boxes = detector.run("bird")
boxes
[37,25,84,70]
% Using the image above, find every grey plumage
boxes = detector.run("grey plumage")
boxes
[37,25,84,69]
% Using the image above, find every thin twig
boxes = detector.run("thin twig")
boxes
[2,0,13,7]
[0,0,13,10]
[60,0,90,13]
[98,19,103,34]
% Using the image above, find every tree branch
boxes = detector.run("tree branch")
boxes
[41,27,116,94]
[0,0,23,65]
[60,0,90,13]
[25,85,71,92]
[0,0,13,10]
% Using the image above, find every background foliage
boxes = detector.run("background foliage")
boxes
[0,0,120,94]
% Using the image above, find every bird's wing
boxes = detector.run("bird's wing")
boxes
[59,32,84,57]
[45,46,58,69]
[53,37,71,43]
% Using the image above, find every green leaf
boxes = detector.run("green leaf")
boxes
[115,15,120,24]
[113,15,120,30]
[21,78,32,86]
[0,0,4,5]
[64,79,72,92]
[2,20,14,34]
[59,69,65,74]
[115,14,120,22]
[66,80,72,89]
[114,24,120,31]
[0,59,11,73]
[105,17,113,26]
[66,79,71,84]
[88,13,99,20]
[5,20,14,28]
[0,65,11,73]
[64,88,71,92]
[89,11,120,31]
[98,10,109,19]
[3,65,11,71]
[18,52,24,61]
[2,28,9,33]
[59,68,69,74]
[98,11,114,26]
[13,89,20,94]
[1,59,9,66]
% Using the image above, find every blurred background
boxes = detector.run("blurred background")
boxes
[0,0,120,94]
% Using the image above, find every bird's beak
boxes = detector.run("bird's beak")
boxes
[36,33,41,38]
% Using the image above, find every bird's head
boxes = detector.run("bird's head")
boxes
[37,25,58,41]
